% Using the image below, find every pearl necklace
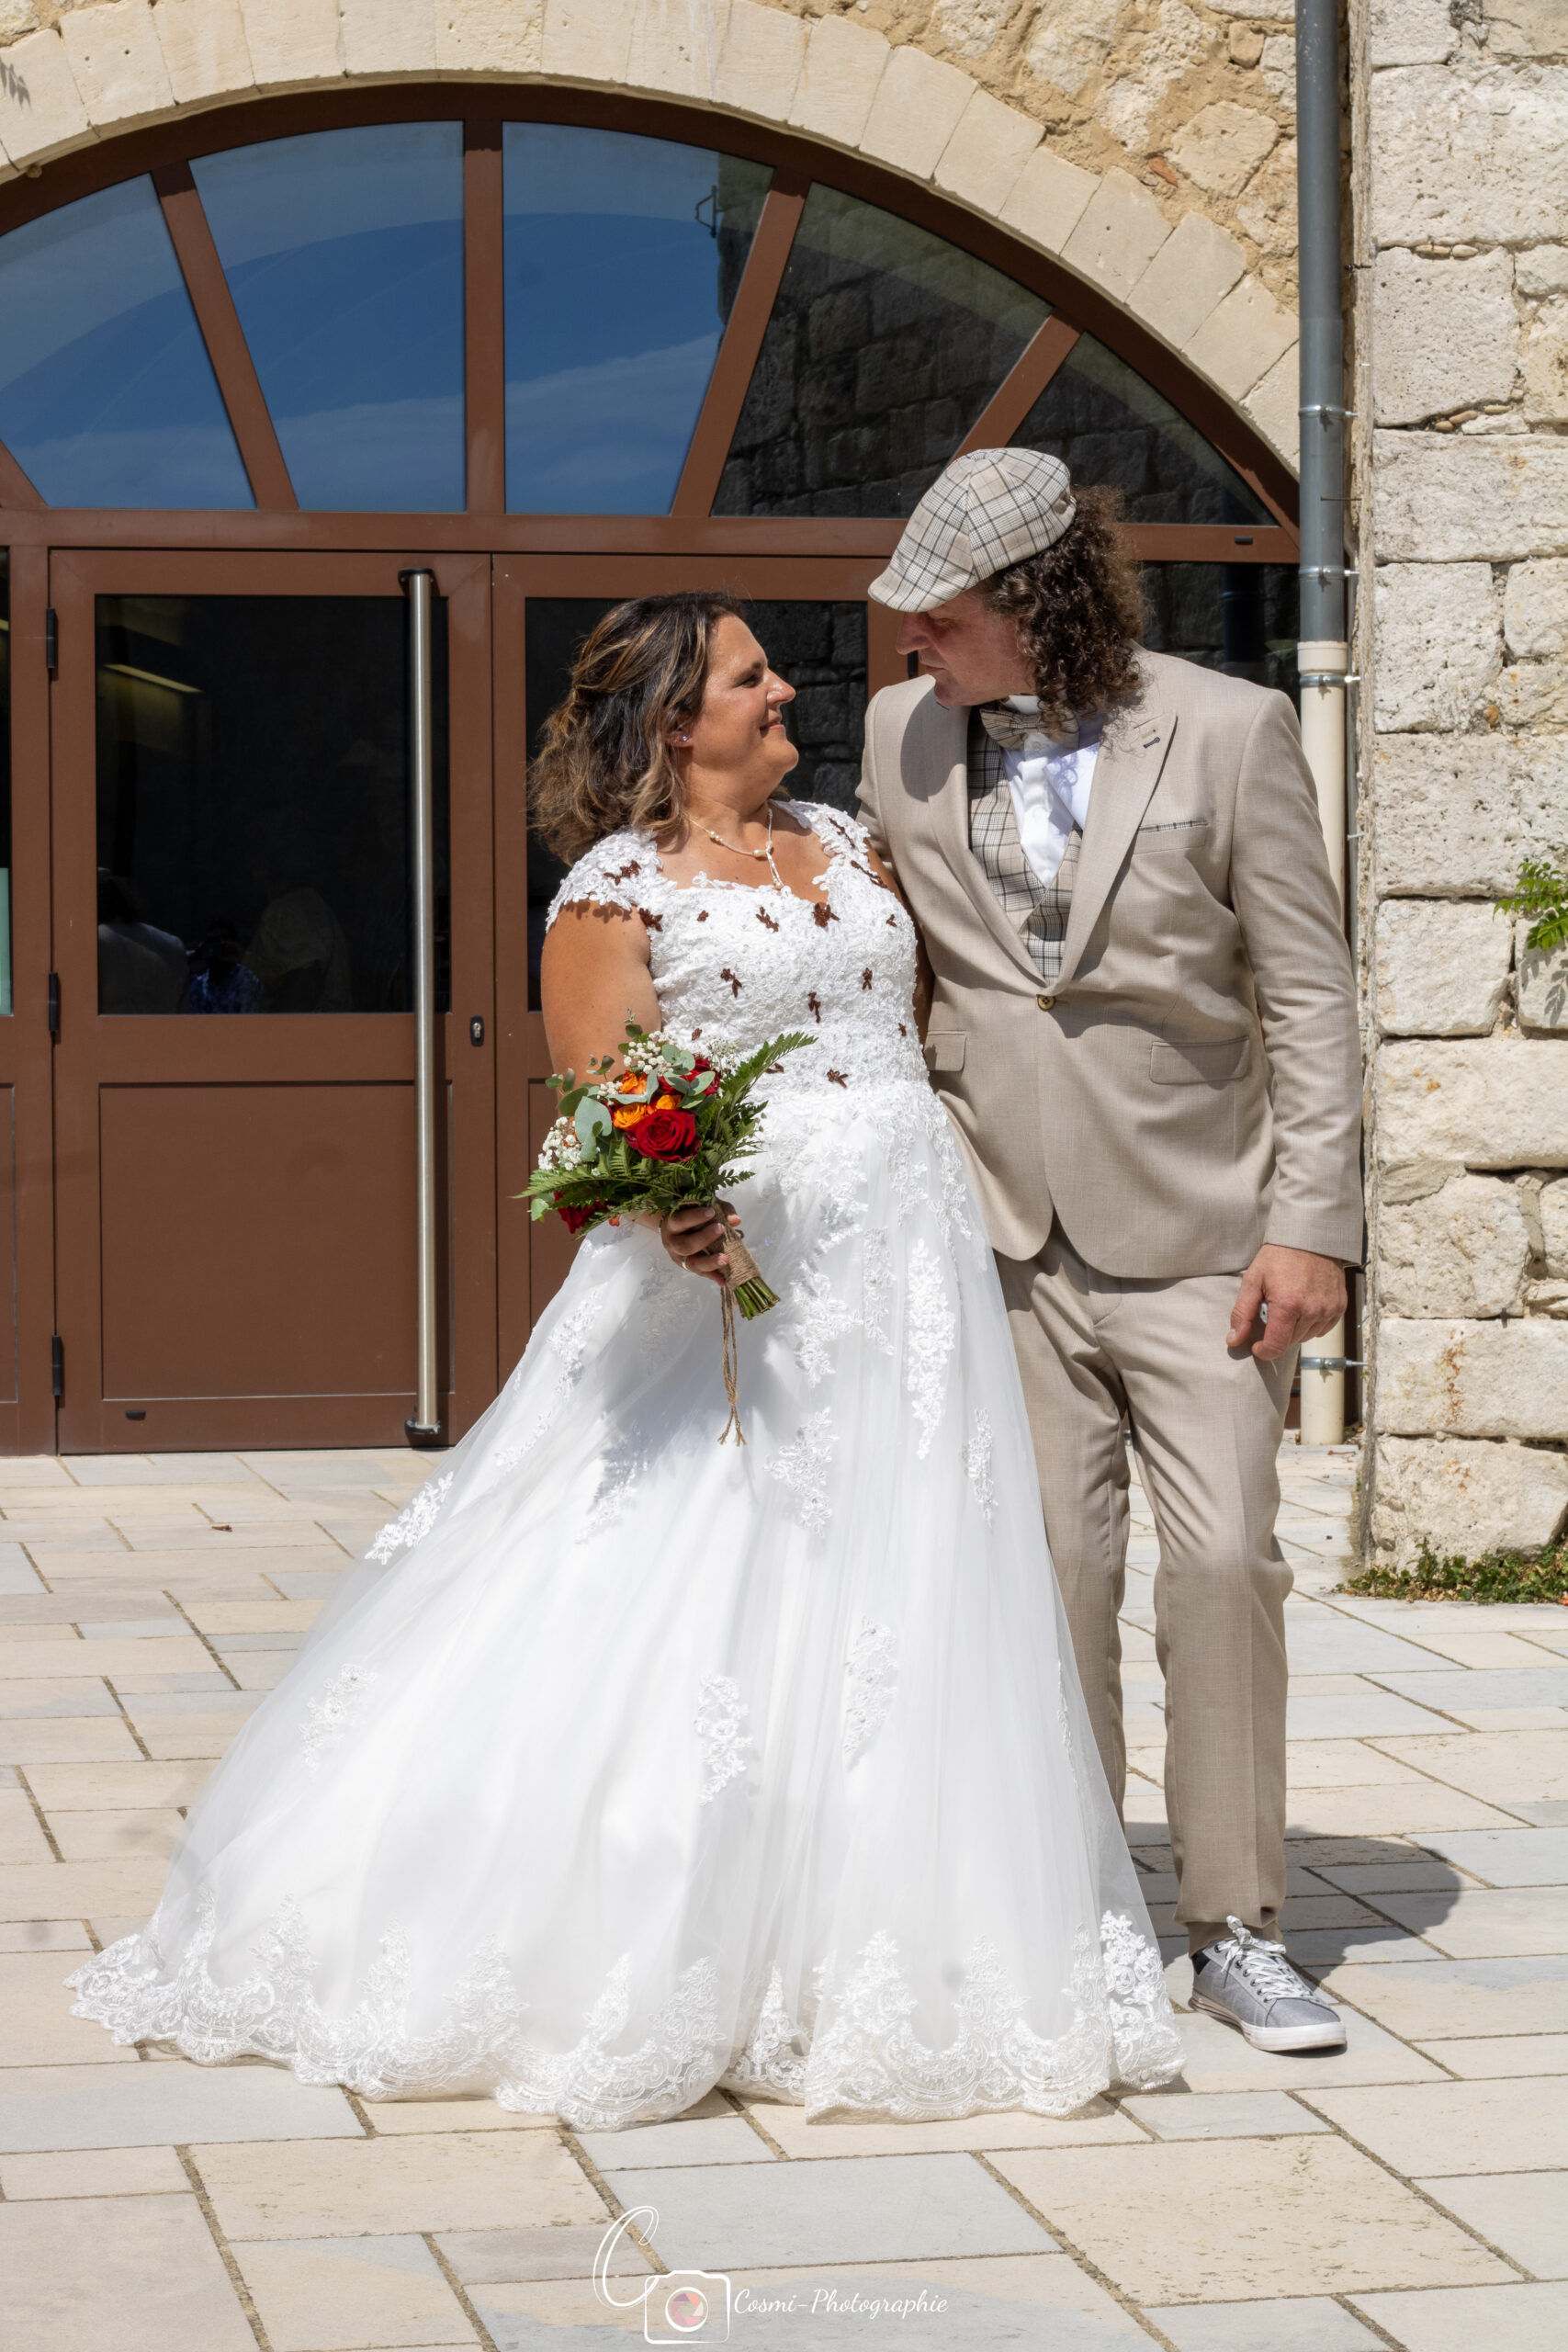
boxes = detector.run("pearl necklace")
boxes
[694,801,784,891]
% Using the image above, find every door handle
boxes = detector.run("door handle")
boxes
[400,569,441,1444]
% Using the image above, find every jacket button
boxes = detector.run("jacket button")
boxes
[1037,992,1056,1010]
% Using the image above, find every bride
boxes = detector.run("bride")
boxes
[69,593,1180,2127]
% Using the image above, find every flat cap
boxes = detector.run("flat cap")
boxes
[868,447,1077,613]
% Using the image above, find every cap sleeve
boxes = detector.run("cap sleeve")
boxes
[546,834,662,931]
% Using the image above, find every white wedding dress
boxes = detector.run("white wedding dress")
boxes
[70,804,1180,2126]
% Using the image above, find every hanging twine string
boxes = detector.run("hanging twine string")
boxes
[718,1284,746,1446]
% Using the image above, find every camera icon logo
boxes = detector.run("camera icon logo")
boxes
[594,2208,731,2343]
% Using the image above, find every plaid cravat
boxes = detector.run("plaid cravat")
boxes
[967,711,1078,987]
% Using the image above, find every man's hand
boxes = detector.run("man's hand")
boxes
[1227,1245,1347,1362]
[660,1200,741,1286]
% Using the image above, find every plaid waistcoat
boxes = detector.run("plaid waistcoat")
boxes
[966,710,1080,987]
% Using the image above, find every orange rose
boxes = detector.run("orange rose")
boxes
[612,1103,649,1130]
[654,1091,679,1110]
[615,1072,646,1095]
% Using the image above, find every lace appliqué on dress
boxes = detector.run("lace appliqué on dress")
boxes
[905,1242,956,1460]
[767,1409,836,1536]
[861,1229,893,1355]
[962,1409,998,1527]
[789,1264,857,1388]
[66,1890,725,2132]
[367,1471,452,1565]
[694,1674,755,1804]
[721,1964,808,2100]
[842,1619,897,1766]
[300,1663,379,1774]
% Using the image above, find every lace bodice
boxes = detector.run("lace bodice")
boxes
[546,803,928,1096]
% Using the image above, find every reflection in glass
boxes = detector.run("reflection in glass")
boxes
[0,179,253,509]
[193,124,466,512]
[1012,334,1272,526]
[715,187,1047,518]
[1140,562,1300,706]
[523,596,868,1001]
[0,553,10,1012]
[96,596,450,1013]
[504,128,771,514]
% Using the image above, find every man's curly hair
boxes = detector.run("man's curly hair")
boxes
[977,484,1145,733]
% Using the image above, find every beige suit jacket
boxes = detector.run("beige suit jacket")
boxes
[857,651,1363,1275]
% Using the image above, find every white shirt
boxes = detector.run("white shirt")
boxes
[1001,695,1101,888]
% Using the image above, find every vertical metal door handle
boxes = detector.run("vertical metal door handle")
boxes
[400,569,441,1442]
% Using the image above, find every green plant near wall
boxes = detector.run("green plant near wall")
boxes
[1496,856,1568,954]
[1342,1539,1568,1605]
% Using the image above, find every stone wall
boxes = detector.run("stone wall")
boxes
[1356,0,1568,1566]
[0,0,1306,466]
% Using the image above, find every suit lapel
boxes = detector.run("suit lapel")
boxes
[921,699,1046,988]
[1056,671,1174,989]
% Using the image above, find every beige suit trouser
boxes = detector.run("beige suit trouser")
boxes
[998,1222,1295,1954]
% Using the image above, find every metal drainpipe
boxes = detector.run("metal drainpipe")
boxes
[1295,0,1353,1448]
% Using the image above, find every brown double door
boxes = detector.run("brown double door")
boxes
[45,548,886,1453]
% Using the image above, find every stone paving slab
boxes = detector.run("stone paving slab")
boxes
[0,1442,1563,2351]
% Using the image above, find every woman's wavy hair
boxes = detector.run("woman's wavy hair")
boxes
[977,484,1145,733]
[530,591,747,864]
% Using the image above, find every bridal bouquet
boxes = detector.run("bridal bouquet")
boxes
[521,1023,813,1435]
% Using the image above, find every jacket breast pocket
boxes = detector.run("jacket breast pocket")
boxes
[1134,818,1211,855]
[923,1033,966,1074]
[1150,1036,1247,1085]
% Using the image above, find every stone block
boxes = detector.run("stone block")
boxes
[1518,246,1568,299]
[626,0,730,101]
[1375,1036,1568,1169]
[240,0,343,90]
[0,2192,255,2352]
[0,27,91,166]
[998,144,1098,256]
[1026,0,1118,96]
[434,0,545,73]
[152,0,254,106]
[1371,0,1457,66]
[1374,432,1568,561]
[1259,30,1295,109]
[1374,898,1511,1037]
[714,0,803,123]
[1167,100,1279,197]
[231,2233,476,2350]
[932,0,1013,62]
[1372,732,1568,896]
[1486,0,1568,56]
[860,40,971,181]
[934,88,1042,217]
[1235,133,1297,255]
[1185,273,1297,400]
[1061,169,1170,302]
[1505,559,1568,660]
[341,0,435,76]
[1376,1175,1534,1316]
[1372,561,1500,733]
[1517,923,1568,1035]
[1374,1318,1568,1440]
[1371,248,1518,425]
[1128,210,1247,349]
[787,14,887,150]
[539,0,634,84]
[195,2129,601,2239]
[60,0,172,127]
[1245,340,1301,467]
[1498,660,1568,728]
[1543,1178,1568,1277]
[1372,61,1568,247]
[1523,295,1568,424]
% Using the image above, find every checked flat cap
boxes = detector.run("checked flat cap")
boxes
[868,448,1077,612]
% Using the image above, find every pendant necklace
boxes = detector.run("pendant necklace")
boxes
[696,801,784,891]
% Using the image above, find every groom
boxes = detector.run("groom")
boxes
[859,449,1361,2052]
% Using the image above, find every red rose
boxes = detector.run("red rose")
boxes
[558,1199,604,1235]
[633,1106,699,1160]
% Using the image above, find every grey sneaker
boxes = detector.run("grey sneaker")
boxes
[1189,1916,1347,2052]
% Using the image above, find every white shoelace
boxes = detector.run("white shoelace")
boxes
[1213,1914,1318,2002]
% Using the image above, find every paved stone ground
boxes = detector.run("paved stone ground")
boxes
[2,1442,1565,2351]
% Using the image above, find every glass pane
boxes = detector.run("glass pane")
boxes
[715,186,1048,519]
[0,553,10,1013]
[96,595,450,1013]
[524,595,867,1001]
[0,179,253,509]
[1012,334,1272,526]
[504,129,771,514]
[193,124,466,512]
[1140,562,1300,706]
